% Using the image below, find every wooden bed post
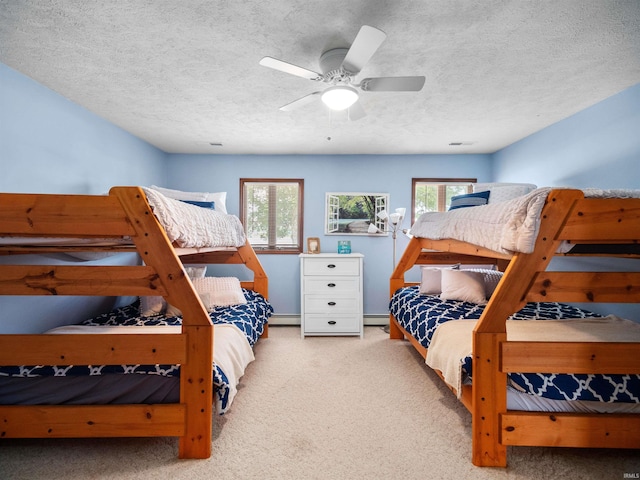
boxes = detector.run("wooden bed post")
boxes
[389,237,424,339]
[471,189,584,467]
[111,187,214,459]
[236,240,269,299]
[236,240,269,338]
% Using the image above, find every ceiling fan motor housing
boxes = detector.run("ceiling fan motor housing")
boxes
[319,48,353,83]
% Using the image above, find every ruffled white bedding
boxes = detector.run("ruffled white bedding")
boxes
[143,187,246,248]
[410,187,640,255]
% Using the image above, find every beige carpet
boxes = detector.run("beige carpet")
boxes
[2,326,639,479]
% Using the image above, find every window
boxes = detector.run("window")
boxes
[411,178,476,224]
[240,179,304,254]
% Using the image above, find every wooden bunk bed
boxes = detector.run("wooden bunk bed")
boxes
[389,188,640,467]
[0,186,268,459]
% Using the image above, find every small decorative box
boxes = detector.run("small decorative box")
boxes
[337,240,351,254]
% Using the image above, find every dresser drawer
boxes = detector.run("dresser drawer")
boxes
[304,295,360,314]
[302,257,360,276]
[303,277,359,294]
[303,314,360,333]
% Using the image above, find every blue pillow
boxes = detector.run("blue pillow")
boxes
[448,191,490,210]
[180,200,216,209]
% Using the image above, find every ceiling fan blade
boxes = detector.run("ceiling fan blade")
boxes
[279,92,322,111]
[259,56,323,81]
[348,101,366,121]
[341,25,387,75]
[360,76,426,92]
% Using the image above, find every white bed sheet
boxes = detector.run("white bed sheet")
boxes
[505,385,640,414]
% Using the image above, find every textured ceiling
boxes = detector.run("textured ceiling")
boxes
[1,1,639,155]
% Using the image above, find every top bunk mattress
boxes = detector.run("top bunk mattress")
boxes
[409,187,640,255]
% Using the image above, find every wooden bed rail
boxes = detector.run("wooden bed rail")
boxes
[0,333,187,365]
[0,192,135,237]
[501,341,640,374]
[2,404,187,439]
[560,196,640,241]
[501,411,640,449]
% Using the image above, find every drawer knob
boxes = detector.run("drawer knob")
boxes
[328,301,336,306]
[328,320,337,325]
[327,264,336,268]
[327,283,336,287]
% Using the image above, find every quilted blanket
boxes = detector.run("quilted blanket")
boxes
[143,187,246,248]
[409,187,640,254]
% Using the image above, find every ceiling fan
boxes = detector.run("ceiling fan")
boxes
[259,25,425,120]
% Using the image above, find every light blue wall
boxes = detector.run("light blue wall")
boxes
[0,62,167,333]
[164,154,492,316]
[1,62,167,193]
[492,83,640,189]
[491,83,640,320]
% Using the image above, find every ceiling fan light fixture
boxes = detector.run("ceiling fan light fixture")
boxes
[321,86,359,111]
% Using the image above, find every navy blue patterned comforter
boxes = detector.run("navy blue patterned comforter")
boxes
[390,286,640,403]
[0,289,273,413]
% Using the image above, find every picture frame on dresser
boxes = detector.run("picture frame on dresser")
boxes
[307,237,321,254]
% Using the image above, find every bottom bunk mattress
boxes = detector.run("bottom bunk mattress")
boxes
[390,286,640,408]
[0,289,273,415]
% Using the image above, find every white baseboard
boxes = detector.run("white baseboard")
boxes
[268,314,389,326]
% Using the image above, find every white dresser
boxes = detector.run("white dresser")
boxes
[299,253,364,338]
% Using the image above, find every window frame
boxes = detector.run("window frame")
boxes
[240,178,304,254]
[411,177,477,225]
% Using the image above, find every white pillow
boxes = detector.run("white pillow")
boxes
[150,185,228,214]
[440,270,487,304]
[167,277,248,316]
[466,268,504,298]
[473,183,537,204]
[192,277,247,309]
[419,265,460,294]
